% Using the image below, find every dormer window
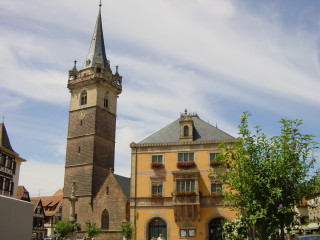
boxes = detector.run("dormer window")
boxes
[183,126,189,136]
[80,91,87,105]
[179,109,194,141]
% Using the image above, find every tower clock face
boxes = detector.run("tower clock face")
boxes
[69,74,76,80]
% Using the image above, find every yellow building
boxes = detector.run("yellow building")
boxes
[130,110,237,240]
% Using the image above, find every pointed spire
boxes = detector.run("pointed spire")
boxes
[0,122,15,152]
[83,3,108,69]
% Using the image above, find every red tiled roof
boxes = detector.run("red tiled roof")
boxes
[30,189,63,217]
[17,185,29,200]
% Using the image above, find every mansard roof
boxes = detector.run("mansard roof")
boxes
[0,123,15,152]
[83,6,108,69]
[139,115,235,144]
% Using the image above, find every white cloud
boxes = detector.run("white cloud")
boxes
[1,0,319,195]
[19,159,64,197]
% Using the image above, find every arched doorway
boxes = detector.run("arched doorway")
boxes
[209,217,224,240]
[148,218,167,240]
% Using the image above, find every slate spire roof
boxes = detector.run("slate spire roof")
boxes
[0,122,15,152]
[139,114,235,144]
[83,3,108,69]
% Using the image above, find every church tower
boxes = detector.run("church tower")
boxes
[62,3,122,225]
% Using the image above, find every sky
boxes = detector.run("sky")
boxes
[0,0,319,197]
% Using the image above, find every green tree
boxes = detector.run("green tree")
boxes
[120,221,133,239]
[55,219,76,239]
[213,112,319,240]
[84,221,104,238]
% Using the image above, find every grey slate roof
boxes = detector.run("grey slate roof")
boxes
[0,123,15,152]
[139,116,235,144]
[114,174,130,200]
[83,7,108,69]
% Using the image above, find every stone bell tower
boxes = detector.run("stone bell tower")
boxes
[62,3,122,225]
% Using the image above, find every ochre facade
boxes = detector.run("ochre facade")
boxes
[130,112,238,240]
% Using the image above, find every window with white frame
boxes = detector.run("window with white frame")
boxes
[152,155,163,163]
[178,152,194,162]
[176,180,195,192]
[151,182,163,197]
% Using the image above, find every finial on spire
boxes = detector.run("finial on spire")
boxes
[99,0,102,7]
[74,60,77,68]
[116,66,119,73]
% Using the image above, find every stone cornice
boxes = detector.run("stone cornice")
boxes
[130,139,236,148]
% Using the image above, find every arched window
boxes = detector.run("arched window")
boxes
[80,91,87,105]
[101,209,109,229]
[148,218,167,240]
[184,126,189,136]
[104,97,109,108]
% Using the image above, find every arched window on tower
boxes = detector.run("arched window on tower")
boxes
[184,126,189,137]
[101,209,109,229]
[80,91,87,105]
[104,96,109,108]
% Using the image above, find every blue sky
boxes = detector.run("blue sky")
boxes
[0,0,319,196]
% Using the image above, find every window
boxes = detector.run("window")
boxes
[78,146,81,153]
[12,161,16,174]
[101,209,109,229]
[0,176,3,190]
[152,155,163,163]
[5,156,12,168]
[151,182,163,197]
[211,183,222,193]
[176,180,195,192]
[96,67,101,73]
[209,153,222,167]
[210,153,217,162]
[178,153,194,162]
[80,91,87,105]
[104,97,109,108]
[183,126,189,136]
[4,178,10,191]
[106,187,109,195]
[0,153,4,166]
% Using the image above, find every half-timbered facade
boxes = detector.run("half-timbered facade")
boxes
[0,122,26,198]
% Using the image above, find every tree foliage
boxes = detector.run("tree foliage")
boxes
[55,219,76,239]
[214,112,319,240]
[120,221,133,239]
[84,221,104,238]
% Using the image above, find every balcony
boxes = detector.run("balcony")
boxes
[172,170,200,222]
